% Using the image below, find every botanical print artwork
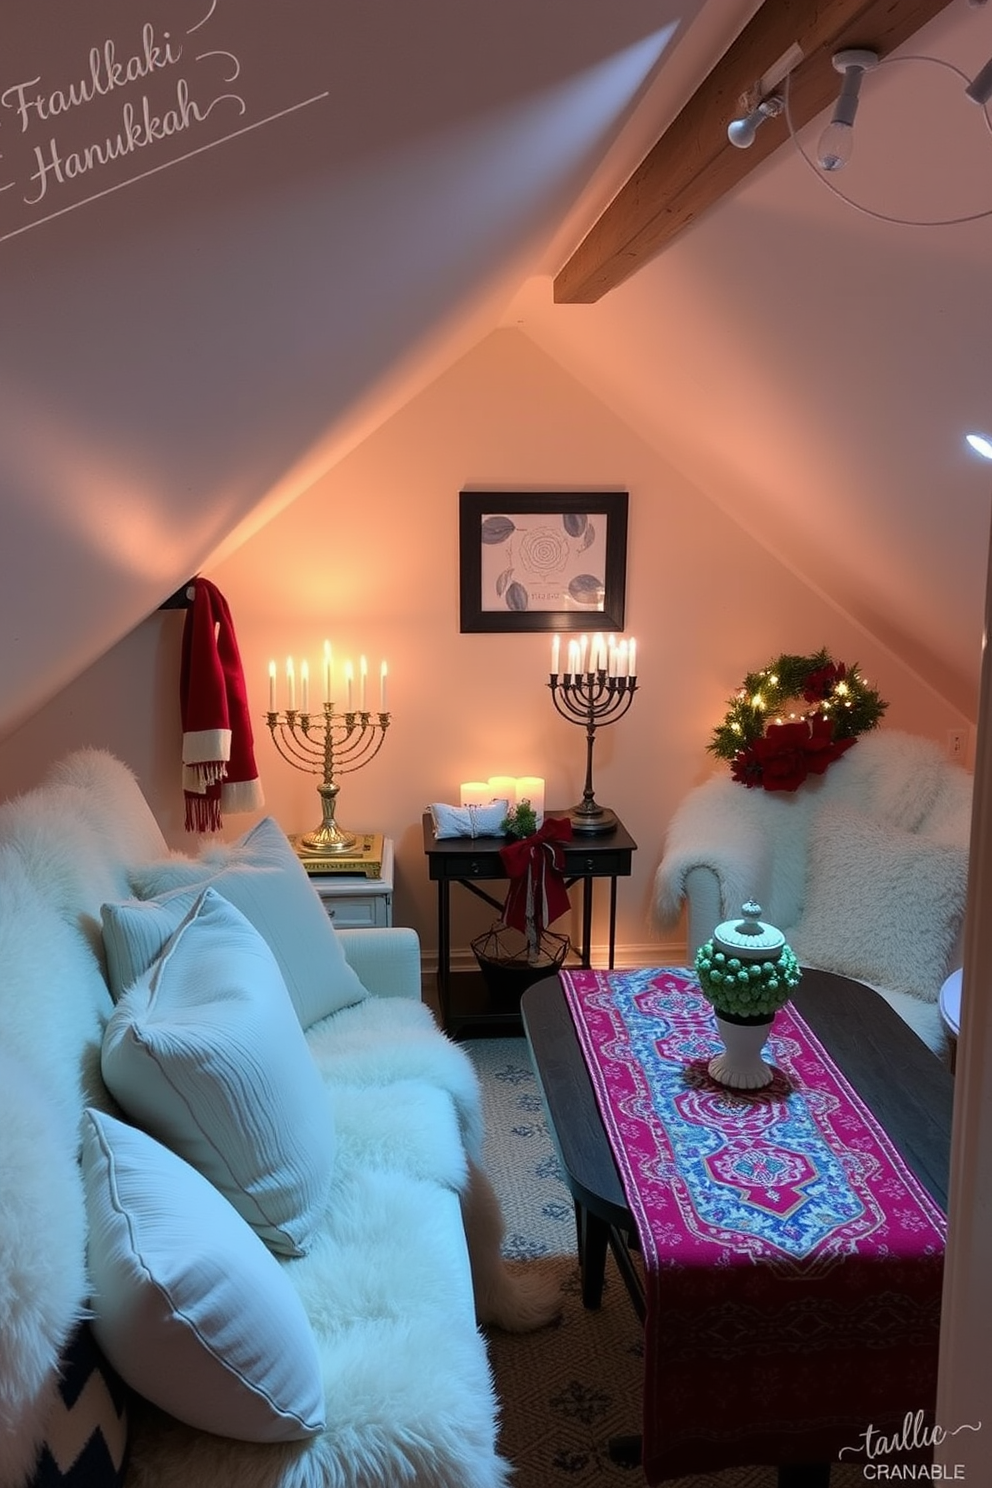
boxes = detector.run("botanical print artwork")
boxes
[480,511,608,613]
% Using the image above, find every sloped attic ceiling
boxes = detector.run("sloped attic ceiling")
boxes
[2,0,991,735]
[0,0,733,739]
[509,0,992,719]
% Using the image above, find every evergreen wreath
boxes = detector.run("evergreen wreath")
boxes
[708,648,887,792]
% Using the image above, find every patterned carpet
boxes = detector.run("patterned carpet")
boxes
[465,1036,867,1488]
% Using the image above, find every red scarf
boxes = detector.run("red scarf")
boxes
[180,577,263,832]
[499,816,573,956]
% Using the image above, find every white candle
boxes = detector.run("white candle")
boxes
[323,641,332,705]
[579,634,589,675]
[488,775,516,805]
[380,660,388,711]
[460,781,491,806]
[268,660,276,711]
[607,638,617,677]
[344,660,354,711]
[551,634,560,676]
[617,640,628,678]
[360,655,368,710]
[628,637,637,677]
[592,633,605,671]
[567,640,580,676]
[286,656,296,709]
[515,776,545,825]
[300,660,310,713]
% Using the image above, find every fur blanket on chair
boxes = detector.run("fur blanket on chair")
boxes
[653,731,971,1045]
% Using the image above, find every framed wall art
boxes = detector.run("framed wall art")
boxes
[458,490,628,633]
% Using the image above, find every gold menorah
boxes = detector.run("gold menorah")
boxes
[265,704,391,855]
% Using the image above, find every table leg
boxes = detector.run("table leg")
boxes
[608,875,618,969]
[580,879,593,968]
[436,881,450,1025]
[575,1200,608,1308]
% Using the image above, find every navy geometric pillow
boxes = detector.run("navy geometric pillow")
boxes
[28,1321,129,1488]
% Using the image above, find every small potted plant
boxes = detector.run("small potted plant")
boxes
[500,798,538,839]
[694,902,802,1089]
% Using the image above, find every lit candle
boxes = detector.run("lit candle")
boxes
[359,655,368,710]
[488,775,516,806]
[460,781,491,806]
[286,656,296,709]
[300,660,310,713]
[380,660,388,711]
[617,640,628,678]
[567,639,580,676]
[515,776,545,825]
[323,640,332,705]
[592,633,605,671]
[628,637,637,677]
[344,659,354,710]
[607,638,617,677]
[551,634,560,676]
[579,634,588,675]
[268,660,276,711]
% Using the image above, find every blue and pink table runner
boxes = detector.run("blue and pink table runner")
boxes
[560,967,946,1482]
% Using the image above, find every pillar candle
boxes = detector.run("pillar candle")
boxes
[460,782,491,806]
[268,660,276,711]
[488,775,516,805]
[515,776,545,825]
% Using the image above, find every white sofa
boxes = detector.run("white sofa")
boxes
[654,730,972,1057]
[0,749,555,1488]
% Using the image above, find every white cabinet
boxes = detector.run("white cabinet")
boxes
[308,839,394,928]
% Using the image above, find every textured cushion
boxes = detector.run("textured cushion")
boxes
[101,888,335,1256]
[81,1110,325,1443]
[25,1322,128,1488]
[124,816,368,1027]
[787,803,968,1002]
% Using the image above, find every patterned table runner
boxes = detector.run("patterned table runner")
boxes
[561,967,946,1482]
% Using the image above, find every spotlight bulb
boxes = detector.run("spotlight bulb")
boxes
[728,115,758,148]
[967,433,992,460]
[817,119,854,171]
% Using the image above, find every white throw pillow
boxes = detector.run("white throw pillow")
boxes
[788,803,968,1003]
[81,1109,325,1443]
[124,816,368,1027]
[101,888,334,1256]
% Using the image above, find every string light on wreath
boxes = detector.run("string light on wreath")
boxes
[708,648,887,792]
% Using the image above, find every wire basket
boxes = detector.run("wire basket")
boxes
[470,922,570,1011]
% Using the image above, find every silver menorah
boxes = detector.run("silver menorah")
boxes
[266,704,391,855]
[549,661,637,833]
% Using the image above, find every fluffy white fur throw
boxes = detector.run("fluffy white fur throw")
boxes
[0,749,559,1488]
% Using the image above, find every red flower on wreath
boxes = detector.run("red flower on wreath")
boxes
[731,716,855,793]
[802,661,846,703]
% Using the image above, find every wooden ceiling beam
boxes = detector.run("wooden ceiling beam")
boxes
[553,0,957,304]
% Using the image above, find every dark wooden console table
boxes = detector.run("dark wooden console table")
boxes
[422,810,636,1037]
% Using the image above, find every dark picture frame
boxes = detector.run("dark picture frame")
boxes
[459,490,628,633]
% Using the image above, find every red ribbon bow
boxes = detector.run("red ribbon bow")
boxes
[499,816,573,955]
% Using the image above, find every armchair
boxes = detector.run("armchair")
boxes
[654,730,972,1056]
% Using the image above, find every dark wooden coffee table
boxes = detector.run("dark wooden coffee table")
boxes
[520,967,955,1488]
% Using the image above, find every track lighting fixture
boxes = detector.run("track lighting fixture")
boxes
[727,94,784,149]
[817,49,878,171]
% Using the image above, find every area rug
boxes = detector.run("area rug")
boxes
[465,1036,872,1488]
